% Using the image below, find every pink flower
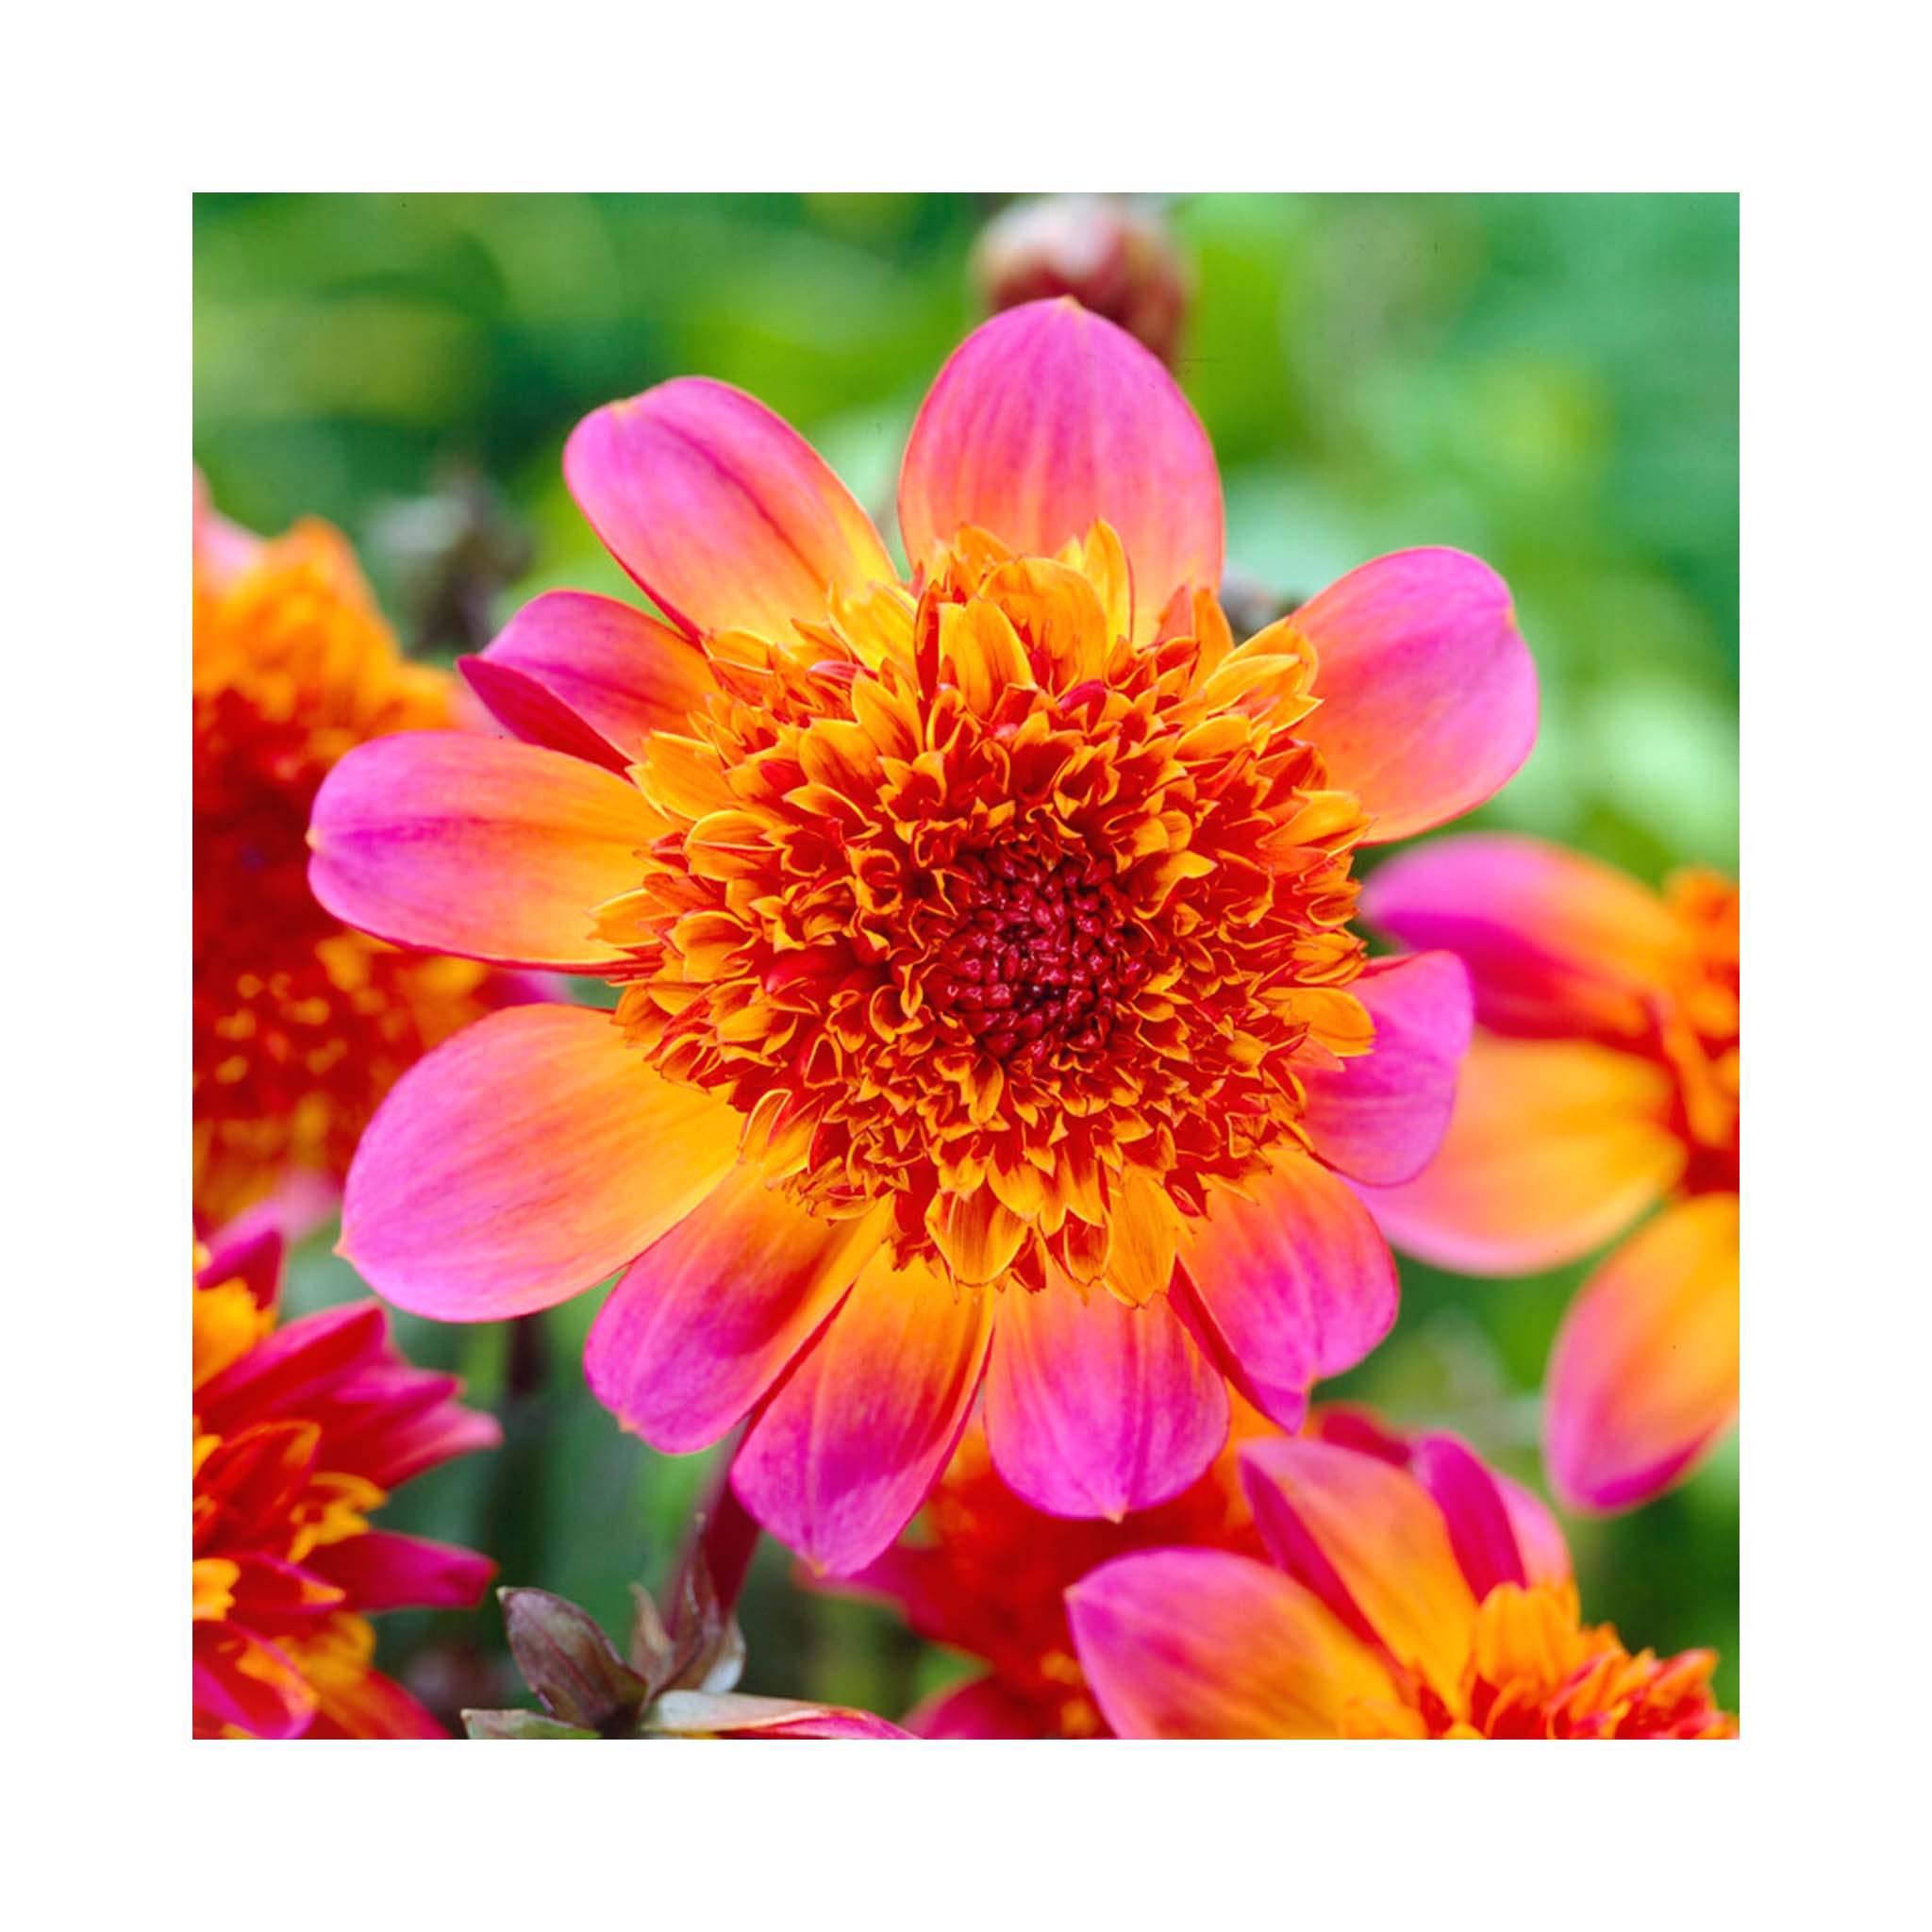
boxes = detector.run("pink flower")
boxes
[308,298,1536,1574]
[1068,1413,1735,1739]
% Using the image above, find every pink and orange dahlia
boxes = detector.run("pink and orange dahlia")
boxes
[1068,1413,1736,1739]
[193,484,529,1227]
[1358,836,1740,1511]
[308,297,1537,1574]
[192,1227,500,1737]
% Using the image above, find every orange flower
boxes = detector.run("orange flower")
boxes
[192,481,529,1226]
[1357,837,1739,1510]
[1066,1415,1735,1740]
[192,1227,499,1737]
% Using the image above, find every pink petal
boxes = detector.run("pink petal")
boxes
[731,1255,994,1576]
[1546,1192,1740,1512]
[340,1004,742,1320]
[982,1277,1228,1520]
[461,591,713,773]
[1300,952,1474,1186]
[305,1530,494,1611]
[646,1690,910,1739]
[1293,548,1536,841]
[1361,832,1683,1038]
[898,298,1222,643]
[1179,1154,1398,1427]
[905,1674,1047,1739]
[1405,1434,1528,1602]
[563,377,895,641]
[1498,1474,1573,1590]
[586,1170,884,1455]
[308,732,660,971]
[1066,1548,1393,1740]
[194,1301,386,1435]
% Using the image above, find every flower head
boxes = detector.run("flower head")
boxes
[310,299,1537,1574]
[1067,1414,1736,1740]
[192,1228,500,1737]
[1357,836,1740,1511]
[192,482,529,1226]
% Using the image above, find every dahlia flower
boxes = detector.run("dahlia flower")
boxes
[1068,1414,1736,1739]
[192,482,529,1226]
[1357,836,1739,1511]
[192,1227,499,1737]
[837,1409,1271,1737]
[309,297,1536,1574]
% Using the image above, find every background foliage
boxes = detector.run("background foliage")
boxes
[194,192,1740,1724]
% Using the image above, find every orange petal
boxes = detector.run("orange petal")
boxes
[308,732,660,971]
[1358,1033,1687,1275]
[1546,1192,1740,1512]
[340,1004,742,1318]
[1240,1437,1478,1704]
[1067,1549,1393,1739]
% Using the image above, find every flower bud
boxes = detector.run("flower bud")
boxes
[973,196,1190,366]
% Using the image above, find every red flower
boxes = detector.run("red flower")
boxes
[192,1228,499,1737]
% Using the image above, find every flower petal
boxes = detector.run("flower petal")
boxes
[1240,1437,1477,1701]
[304,1531,495,1612]
[308,732,659,971]
[645,1690,909,1739]
[1067,1548,1392,1739]
[1179,1154,1398,1427]
[461,591,713,773]
[1291,549,1536,841]
[898,299,1222,644]
[563,377,895,641]
[586,1171,885,1455]
[192,1626,315,1739]
[1356,1033,1685,1274]
[906,1674,1047,1740]
[1546,1192,1740,1512]
[1405,1434,1529,1603]
[731,1253,994,1575]
[307,1666,448,1740]
[340,1004,741,1319]
[1362,833,1682,1037]
[1300,952,1474,1186]
[983,1276,1229,1521]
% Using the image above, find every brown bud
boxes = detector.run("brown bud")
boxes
[973,195,1191,366]
[498,1587,649,1732]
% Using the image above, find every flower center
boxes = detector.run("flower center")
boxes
[926,849,1152,1062]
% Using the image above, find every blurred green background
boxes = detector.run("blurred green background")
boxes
[194,192,1740,1724]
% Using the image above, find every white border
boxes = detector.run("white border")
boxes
[11,2,1922,1920]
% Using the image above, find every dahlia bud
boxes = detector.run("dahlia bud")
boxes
[972,195,1190,366]
[466,1580,907,1740]
[496,1587,650,1733]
